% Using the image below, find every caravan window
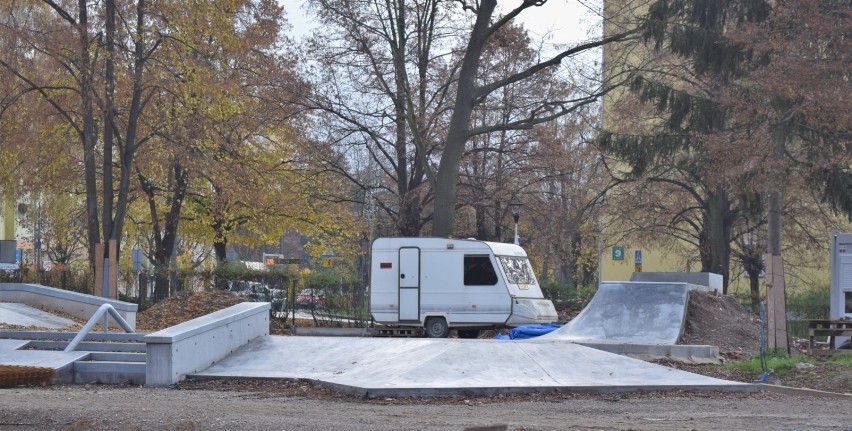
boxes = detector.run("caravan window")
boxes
[464,255,498,285]
[497,256,537,285]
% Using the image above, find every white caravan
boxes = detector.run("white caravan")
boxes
[370,237,558,338]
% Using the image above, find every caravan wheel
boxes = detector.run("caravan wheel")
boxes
[425,317,449,338]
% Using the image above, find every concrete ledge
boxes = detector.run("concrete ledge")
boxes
[0,283,138,330]
[144,302,270,386]
[629,272,722,292]
[575,341,721,363]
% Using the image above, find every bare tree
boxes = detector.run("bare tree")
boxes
[431,0,635,237]
[305,0,459,236]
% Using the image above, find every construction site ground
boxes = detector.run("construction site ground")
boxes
[1,289,850,430]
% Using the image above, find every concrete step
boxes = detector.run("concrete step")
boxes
[0,330,146,342]
[88,352,147,362]
[74,361,146,385]
[27,340,146,353]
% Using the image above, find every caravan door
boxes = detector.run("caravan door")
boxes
[398,247,420,321]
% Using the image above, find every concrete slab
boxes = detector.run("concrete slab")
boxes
[190,335,755,397]
[0,348,89,369]
[544,282,696,344]
[0,302,75,329]
[0,338,30,351]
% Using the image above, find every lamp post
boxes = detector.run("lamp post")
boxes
[509,202,523,245]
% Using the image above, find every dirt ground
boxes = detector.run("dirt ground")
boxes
[1,383,850,431]
[2,289,851,430]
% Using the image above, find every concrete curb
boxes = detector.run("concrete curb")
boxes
[321,381,761,399]
[574,342,720,363]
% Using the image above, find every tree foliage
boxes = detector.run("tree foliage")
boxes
[600,0,851,293]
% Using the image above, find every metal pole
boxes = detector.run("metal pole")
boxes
[102,258,110,332]
[514,222,519,245]
[597,217,602,287]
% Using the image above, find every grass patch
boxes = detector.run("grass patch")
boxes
[726,350,807,376]
[825,354,852,366]
[726,350,852,375]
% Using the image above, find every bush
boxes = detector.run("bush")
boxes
[786,284,830,339]
[541,281,597,302]
[787,284,830,320]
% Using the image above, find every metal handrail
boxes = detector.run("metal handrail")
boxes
[64,303,135,352]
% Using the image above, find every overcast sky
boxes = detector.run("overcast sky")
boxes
[281,0,603,50]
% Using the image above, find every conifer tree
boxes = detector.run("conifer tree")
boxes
[602,0,851,350]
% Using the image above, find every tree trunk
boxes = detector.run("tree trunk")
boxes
[432,0,496,237]
[141,163,188,301]
[706,188,733,293]
[213,240,227,263]
[152,260,170,301]
[110,0,149,259]
[102,0,116,255]
[78,0,100,268]
[748,269,761,313]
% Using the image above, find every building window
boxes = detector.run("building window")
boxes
[464,255,497,285]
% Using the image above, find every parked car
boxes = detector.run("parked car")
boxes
[229,283,287,310]
[296,288,326,308]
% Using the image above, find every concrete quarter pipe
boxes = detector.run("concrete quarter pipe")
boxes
[544,282,702,344]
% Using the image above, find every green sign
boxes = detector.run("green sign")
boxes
[612,246,625,261]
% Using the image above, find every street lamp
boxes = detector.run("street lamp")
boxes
[509,202,523,245]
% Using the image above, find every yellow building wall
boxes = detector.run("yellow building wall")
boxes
[598,230,836,295]
[600,243,691,281]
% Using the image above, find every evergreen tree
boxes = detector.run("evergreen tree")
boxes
[602,0,851,349]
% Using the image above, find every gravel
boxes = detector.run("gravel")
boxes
[1,383,849,430]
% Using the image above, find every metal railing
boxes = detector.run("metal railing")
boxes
[63,303,135,352]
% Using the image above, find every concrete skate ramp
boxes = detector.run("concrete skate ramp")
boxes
[545,282,698,344]
[190,335,753,397]
[0,302,75,329]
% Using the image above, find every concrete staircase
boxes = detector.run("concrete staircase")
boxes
[0,330,147,385]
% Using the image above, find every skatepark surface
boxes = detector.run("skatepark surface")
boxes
[544,282,696,344]
[1,281,757,396]
[0,302,75,329]
[189,334,752,397]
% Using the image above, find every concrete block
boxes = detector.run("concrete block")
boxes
[629,272,722,292]
[144,302,270,386]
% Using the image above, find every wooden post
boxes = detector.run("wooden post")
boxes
[94,243,104,297]
[108,239,118,299]
[765,254,789,351]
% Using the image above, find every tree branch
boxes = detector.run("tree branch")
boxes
[474,30,637,103]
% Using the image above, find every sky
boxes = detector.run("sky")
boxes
[281,0,603,51]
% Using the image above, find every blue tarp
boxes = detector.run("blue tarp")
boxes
[495,324,561,340]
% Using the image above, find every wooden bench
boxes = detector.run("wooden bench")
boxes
[807,319,852,355]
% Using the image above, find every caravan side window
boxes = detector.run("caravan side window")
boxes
[464,255,498,285]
